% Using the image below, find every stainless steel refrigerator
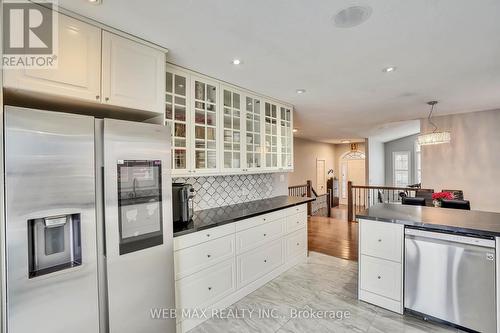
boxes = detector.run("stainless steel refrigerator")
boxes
[4,106,176,333]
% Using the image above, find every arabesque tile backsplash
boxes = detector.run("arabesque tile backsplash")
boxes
[173,173,287,211]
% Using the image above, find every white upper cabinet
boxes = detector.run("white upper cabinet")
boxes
[221,86,243,172]
[279,106,293,170]
[165,67,191,175]
[165,64,293,177]
[3,12,101,102]
[244,95,263,171]
[102,31,165,113]
[191,76,219,174]
[264,101,279,169]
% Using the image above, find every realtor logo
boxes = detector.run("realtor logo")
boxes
[2,0,58,68]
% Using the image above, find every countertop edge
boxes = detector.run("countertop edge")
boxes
[356,213,500,238]
[173,197,315,238]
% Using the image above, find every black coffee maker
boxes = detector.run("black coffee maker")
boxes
[172,183,195,223]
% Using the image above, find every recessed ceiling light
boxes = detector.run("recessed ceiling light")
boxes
[88,0,102,4]
[296,89,306,94]
[333,6,372,28]
[341,140,351,144]
[292,128,298,133]
[232,59,241,65]
[382,66,397,73]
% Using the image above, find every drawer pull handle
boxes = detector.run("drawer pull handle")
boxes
[263,233,267,236]
[378,239,382,242]
[208,287,212,291]
[377,276,381,280]
[264,259,267,263]
[207,254,211,258]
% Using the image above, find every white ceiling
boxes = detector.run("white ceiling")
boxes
[59,0,500,143]
[366,120,421,143]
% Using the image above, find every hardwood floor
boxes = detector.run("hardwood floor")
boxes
[307,205,359,261]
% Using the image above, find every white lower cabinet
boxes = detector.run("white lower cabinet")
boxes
[236,239,284,288]
[174,234,235,280]
[174,203,308,332]
[358,219,403,314]
[235,218,285,254]
[285,228,307,260]
[175,258,236,313]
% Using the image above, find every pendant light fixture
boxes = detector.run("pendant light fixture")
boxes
[417,101,451,146]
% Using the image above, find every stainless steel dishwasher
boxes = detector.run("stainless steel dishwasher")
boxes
[405,228,496,333]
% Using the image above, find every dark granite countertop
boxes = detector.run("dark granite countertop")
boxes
[173,196,315,237]
[356,203,500,238]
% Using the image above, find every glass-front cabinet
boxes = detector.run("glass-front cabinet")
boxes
[279,106,293,170]
[221,87,243,171]
[264,101,279,169]
[165,64,293,176]
[192,76,219,173]
[165,68,190,174]
[245,95,262,171]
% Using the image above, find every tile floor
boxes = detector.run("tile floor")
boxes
[190,252,461,333]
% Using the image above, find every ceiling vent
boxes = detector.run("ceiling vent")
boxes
[333,6,372,28]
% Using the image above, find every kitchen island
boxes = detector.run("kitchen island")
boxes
[356,203,500,333]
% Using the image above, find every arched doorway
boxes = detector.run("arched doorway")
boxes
[339,150,366,205]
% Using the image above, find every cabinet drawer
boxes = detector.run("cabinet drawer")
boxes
[359,219,403,262]
[285,228,307,260]
[174,234,235,280]
[235,210,285,232]
[286,211,307,233]
[236,219,285,254]
[359,255,401,301]
[284,204,307,217]
[174,224,235,251]
[175,258,236,315]
[237,239,283,288]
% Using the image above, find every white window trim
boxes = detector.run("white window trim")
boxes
[393,151,411,187]
[415,141,421,184]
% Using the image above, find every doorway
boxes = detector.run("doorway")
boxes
[339,151,366,205]
[316,159,326,194]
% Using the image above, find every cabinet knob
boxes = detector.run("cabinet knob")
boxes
[378,239,382,242]
[208,287,212,291]
[206,234,210,237]
[207,254,211,258]
[95,95,100,100]
[377,276,381,280]
[263,218,266,221]
[105,97,109,102]
[263,233,267,237]
[264,259,267,263]
[296,242,300,246]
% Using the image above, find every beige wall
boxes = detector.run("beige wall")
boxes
[421,109,500,212]
[289,137,336,189]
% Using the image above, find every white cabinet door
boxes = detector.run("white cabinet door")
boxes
[244,95,263,172]
[166,66,191,175]
[264,101,279,170]
[221,86,244,173]
[191,76,220,174]
[236,239,283,288]
[279,105,293,170]
[359,255,402,301]
[102,31,165,113]
[4,12,101,102]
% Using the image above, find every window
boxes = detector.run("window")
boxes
[415,142,421,183]
[393,151,410,187]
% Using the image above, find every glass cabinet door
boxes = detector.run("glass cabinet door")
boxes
[264,101,278,168]
[245,96,262,169]
[166,69,189,173]
[222,88,242,170]
[192,78,218,171]
[280,106,293,169]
